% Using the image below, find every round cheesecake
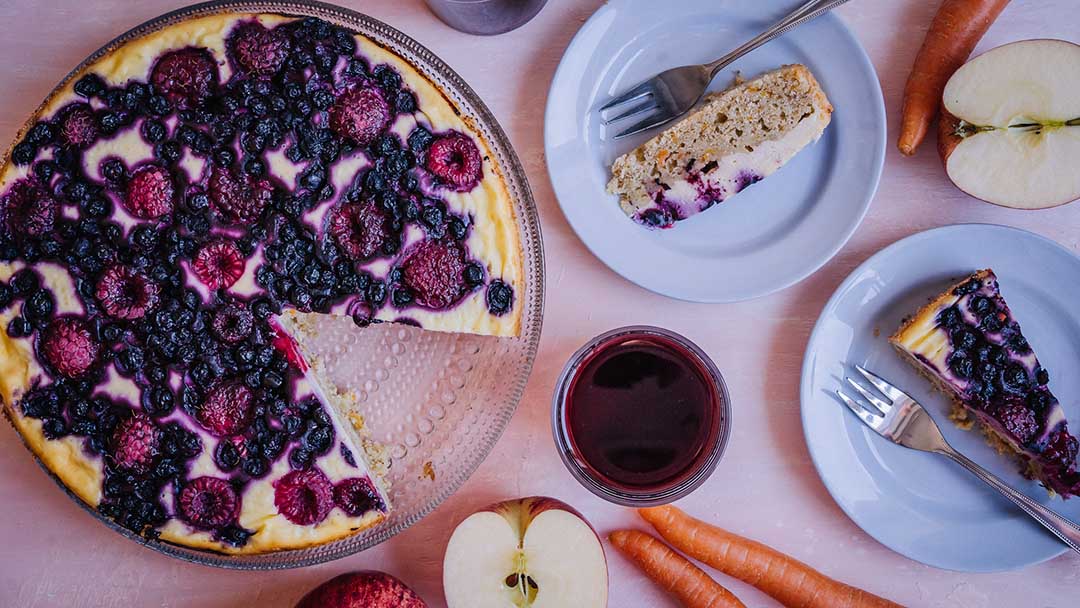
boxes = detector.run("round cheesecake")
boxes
[0,12,523,554]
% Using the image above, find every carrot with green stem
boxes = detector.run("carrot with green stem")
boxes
[639,506,904,608]
[609,529,746,608]
[897,0,1010,156]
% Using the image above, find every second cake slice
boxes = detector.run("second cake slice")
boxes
[607,64,832,228]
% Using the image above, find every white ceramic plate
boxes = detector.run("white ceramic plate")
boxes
[544,0,885,302]
[801,224,1080,572]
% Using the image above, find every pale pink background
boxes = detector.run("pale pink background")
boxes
[2,1,1079,606]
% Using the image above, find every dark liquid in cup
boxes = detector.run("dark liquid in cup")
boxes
[565,335,721,491]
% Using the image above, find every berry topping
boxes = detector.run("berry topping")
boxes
[227,21,291,76]
[327,199,394,261]
[329,86,390,145]
[993,401,1039,446]
[110,414,160,472]
[96,265,160,320]
[150,48,218,109]
[59,103,98,148]
[1001,363,1030,395]
[211,305,254,343]
[1042,428,1079,470]
[192,241,245,290]
[178,476,240,529]
[39,317,100,378]
[399,239,468,309]
[332,477,384,516]
[425,132,482,191]
[486,280,514,316]
[0,179,57,238]
[196,381,254,437]
[273,468,333,525]
[208,167,271,225]
[123,165,175,219]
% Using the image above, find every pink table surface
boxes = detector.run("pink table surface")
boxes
[2,1,1079,606]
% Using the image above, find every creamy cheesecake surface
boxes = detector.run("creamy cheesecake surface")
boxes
[0,12,523,553]
[607,65,832,228]
[891,270,1080,496]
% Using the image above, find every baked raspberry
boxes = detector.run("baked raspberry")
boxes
[59,103,99,148]
[192,241,245,290]
[993,400,1040,446]
[208,167,271,225]
[178,476,240,529]
[0,178,57,238]
[1042,427,1079,471]
[211,305,254,343]
[273,468,333,525]
[123,165,175,219]
[399,239,468,309]
[96,265,160,320]
[329,86,390,145]
[332,477,384,516]
[110,414,160,472]
[39,317,101,377]
[196,381,254,437]
[227,21,291,76]
[425,132,482,191]
[327,199,393,261]
[150,48,218,109]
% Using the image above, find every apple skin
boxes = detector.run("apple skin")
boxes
[295,571,427,608]
[483,496,602,540]
[937,108,963,166]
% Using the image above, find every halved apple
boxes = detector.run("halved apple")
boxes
[939,39,1080,209]
[442,496,608,608]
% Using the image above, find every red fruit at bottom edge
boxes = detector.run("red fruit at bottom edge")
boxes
[425,132,482,192]
[295,572,428,608]
[40,316,101,378]
[178,476,240,529]
[110,414,160,472]
[274,468,333,526]
[192,241,246,290]
[400,239,468,310]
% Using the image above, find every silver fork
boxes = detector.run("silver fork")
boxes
[837,365,1080,555]
[600,0,853,139]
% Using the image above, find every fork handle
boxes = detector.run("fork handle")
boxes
[942,448,1080,555]
[705,0,854,79]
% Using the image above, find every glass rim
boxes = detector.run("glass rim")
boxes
[550,325,731,507]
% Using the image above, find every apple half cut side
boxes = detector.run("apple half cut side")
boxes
[443,496,608,608]
[939,39,1080,210]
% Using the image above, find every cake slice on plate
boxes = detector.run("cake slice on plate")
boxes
[890,269,1080,497]
[607,64,832,229]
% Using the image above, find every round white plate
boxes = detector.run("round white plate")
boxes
[801,224,1080,572]
[544,0,885,302]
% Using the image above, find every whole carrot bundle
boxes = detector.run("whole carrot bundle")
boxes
[640,506,904,608]
[897,0,1010,156]
[609,530,746,608]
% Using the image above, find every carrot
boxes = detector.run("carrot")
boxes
[639,506,904,608]
[609,530,746,608]
[897,0,1010,156]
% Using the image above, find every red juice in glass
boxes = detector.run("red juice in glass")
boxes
[552,326,730,505]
